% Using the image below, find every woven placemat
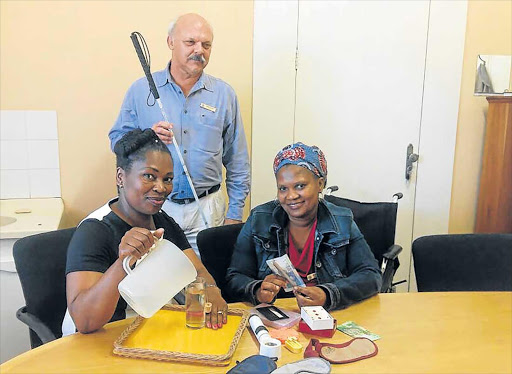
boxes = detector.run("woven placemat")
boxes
[113,304,250,366]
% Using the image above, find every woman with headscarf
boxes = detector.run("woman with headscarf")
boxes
[225,142,382,310]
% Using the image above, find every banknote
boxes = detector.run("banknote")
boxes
[266,254,306,292]
[337,321,381,341]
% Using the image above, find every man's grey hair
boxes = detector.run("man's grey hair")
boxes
[167,20,177,38]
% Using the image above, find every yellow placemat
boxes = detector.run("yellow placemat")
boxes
[124,309,243,354]
[113,305,249,365]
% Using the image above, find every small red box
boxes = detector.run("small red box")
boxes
[298,319,337,338]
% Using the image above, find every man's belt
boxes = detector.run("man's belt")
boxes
[170,184,221,205]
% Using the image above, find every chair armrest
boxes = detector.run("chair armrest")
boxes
[382,244,402,261]
[16,306,57,345]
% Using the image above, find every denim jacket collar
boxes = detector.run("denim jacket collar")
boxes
[266,200,350,247]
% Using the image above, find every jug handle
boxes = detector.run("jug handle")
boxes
[122,256,134,275]
[121,233,163,276]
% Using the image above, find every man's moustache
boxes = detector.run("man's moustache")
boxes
[188,54,206,63]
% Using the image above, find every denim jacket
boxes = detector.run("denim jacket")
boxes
[225,199,382,311]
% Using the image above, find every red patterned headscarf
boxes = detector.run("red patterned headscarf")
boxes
[273,142,327,182]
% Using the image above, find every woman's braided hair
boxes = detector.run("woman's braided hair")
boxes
[113,129,171,171]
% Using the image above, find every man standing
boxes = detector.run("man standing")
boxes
[109,13,250,256]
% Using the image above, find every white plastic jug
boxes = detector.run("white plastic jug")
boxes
[118,237,197,318]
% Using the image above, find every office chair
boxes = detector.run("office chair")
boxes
[412,233,512,292]
[197,223,244,302]
[13,228,76,348]
[324,187,404,293]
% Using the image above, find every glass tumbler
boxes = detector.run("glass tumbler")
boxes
[185,277,206,329]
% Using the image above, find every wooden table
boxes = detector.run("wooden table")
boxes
[2,292,511,373]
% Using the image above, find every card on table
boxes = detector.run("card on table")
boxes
[337,321,381,341]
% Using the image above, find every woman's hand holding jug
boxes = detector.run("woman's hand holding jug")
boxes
[118,228,164,267]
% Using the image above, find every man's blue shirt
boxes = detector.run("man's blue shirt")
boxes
[109,62,250,220]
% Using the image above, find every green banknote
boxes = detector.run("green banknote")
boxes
[337,321,381,341]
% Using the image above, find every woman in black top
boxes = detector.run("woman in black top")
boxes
[66,129,227,333]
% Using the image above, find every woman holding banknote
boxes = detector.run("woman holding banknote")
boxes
[225,142,382,311]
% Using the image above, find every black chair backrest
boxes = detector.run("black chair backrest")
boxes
[197,223,244,302]
[413,233,512,292]
[13,228,76,348]
[324,195,398,266]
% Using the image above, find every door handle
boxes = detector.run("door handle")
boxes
[405,144,419,180]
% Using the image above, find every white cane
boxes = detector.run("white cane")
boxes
[130,31,209,228]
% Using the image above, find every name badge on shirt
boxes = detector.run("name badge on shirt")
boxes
[200,103,217,113]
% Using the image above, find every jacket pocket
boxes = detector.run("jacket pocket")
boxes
[321,239,349,279]
[194,110,223,153]
[253,236,277,279]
